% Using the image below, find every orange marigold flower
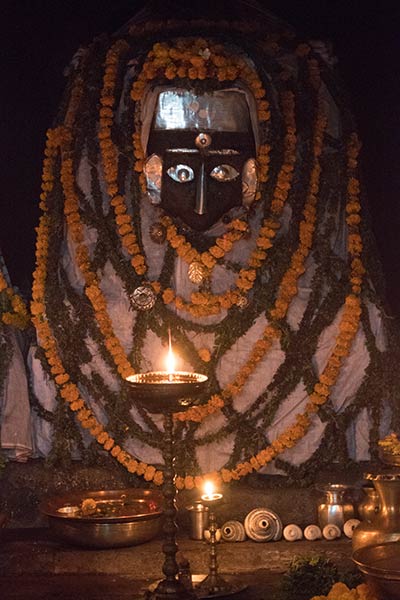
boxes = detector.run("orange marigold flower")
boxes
[144,465,156,481]
[198,348,211,362]
[55,373,70,385]
[103,437,115,451]
[153,470,164,485]
[184,476,195,490]
[175,476,185,490]
[162,288,175,304]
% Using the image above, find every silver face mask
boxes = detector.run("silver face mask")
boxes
[143,88,258,230]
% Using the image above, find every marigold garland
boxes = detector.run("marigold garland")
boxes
[175,130,364,489]
[70,79,300,421]
[30,31,371,491]
[0,270,30,330]
[31,126,165,486]
[161,88,295,317]
[99,38,274,313]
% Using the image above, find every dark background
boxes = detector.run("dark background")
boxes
[2,1,400,314]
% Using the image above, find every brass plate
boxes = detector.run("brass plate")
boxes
[40,488,163,523]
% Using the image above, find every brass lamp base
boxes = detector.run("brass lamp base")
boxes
[126,370,208,600]
[148,575,247,599]
[195,574,247,598]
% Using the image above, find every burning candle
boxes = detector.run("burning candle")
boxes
[166,331,175,382]
[201,480,223,503]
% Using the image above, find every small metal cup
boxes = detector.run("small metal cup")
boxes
[186,501,209,540]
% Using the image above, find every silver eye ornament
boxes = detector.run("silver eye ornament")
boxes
[210,164,239,182]
[167,164,195,183]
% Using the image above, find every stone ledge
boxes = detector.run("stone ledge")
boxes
[0,459,377,528]
[0,527,353,579]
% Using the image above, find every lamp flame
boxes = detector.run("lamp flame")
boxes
[203,480,214,497]
[165,330,176,378]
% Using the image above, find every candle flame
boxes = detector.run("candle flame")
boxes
[203,480,214,497]
[166,330,176,374]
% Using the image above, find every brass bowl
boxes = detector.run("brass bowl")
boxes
[126,371,208,413]
[353,542,400,600]
[40,488,163,548]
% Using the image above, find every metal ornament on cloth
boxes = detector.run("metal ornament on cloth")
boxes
[221,520,247,542]
[149,222,167,244]
[143,154,162,205]
[129,285,156,311]
[236,295,249,309]
[188,261,209,284]
[244,508,283,542]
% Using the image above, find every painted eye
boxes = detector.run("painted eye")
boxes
[167,164,194,183]
[210,164,239,182]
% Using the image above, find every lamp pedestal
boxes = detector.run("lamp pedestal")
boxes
[127,371,207,600]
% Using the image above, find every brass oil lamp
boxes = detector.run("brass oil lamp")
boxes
[126,341,208,600]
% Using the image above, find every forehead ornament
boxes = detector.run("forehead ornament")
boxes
[195,133,212,150]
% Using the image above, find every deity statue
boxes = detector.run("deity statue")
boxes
[10,1,398,489]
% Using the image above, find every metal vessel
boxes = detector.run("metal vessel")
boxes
[317,483,354,529]
[353,542,400,600]
[40,488,163,548]
[352,473,400,552]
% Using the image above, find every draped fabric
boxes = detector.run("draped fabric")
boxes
[5,4,398,481]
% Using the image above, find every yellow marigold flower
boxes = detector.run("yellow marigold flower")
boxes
[250,456,261,471]
[144,465,156,481]
[257,236,273,250]
[165,66,177,80]
[69,399,84,412]
[136,462,147,476]
[314,383,329,397]
[198,348,211,362]
[208,395,223,410]
[193,475,204,489]
[126,459,138,474]
[55,373,70,385]
[219,468,232,484]
[30,301,45,316]
[153,470,164,485]
[175,476,184,490]
[177,66,187,78]
[103,437,115,451]
[96,431,108,445]
[184,476,195,490]
[131,254,145,268]
[309,393,326,406]
[89,423,103,437]
[199,252,216,269]
[175,296,184,310]
[162,288,174,304]
[191,292,209,305]
[209,245,225,259]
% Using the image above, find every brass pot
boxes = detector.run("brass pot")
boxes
[358,485,380,522]
[317,483,354,530]
[353,542,400,600]
[40,488,163,548]
[352,473,400,552]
